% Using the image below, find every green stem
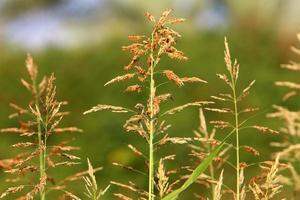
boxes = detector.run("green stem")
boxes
[148,31,156,200]
[232,82,240,200]
[33,80,46,200]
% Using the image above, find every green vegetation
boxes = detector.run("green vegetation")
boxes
[0,9,298,199]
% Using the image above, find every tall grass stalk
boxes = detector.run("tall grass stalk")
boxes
[0,55,82,199]
[213,38,243,199]
[230,56,241,200]
[84,9,209,199]
[148,30,156,200]
[33,77,46,200]
[222,43,242,199]
[206,38,279,199]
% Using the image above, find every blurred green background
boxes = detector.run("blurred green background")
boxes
[0,0,300,199]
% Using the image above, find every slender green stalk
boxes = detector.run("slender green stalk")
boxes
[43,118,48,200]
[231,78,240,200]
[33,80,46,200]
[148,31,156,200]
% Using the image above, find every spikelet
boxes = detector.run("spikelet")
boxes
[282,62,300,71]
[239,107,259,114]
[224,37,232,73]
[12,142,35,148]
[158,135,192,146]
[211,95,227,102]
[25,54,38,82]
[163,70,184,86]
[163,101,214,115]
[128,144,143,157]
[128,35,144,41]
[243,146,260,156]
[213,170,224,200]
[145,12,155,22]
[252,126,279,134]
[54,127,83,133]
[238,80,256,101]
[216,73,231,86]
[275,81,300,89]
[210,120,231,129]
[104,73,135,86]
[166,17,185,25]
[125,85,142,93]
[84,105,130,115]
[205,107,232,113]
[157,9,173,26]
[181,77,207,83]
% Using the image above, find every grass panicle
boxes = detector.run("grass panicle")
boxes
[0,55,82,199]
[206,38,278,200]
[268,33,300,200]
[84,9,208,200]
[275,34,300,101]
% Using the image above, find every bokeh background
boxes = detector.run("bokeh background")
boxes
[0,0,300,199]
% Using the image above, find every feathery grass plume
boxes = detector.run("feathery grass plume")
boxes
[0,55,82,199]
[267,33,300,199]
[249,155,284,200]
[83,159,110,200]
[189,109,230,199]
[206,38,278,200]
[275,34,300,101]
[84,9,209,200]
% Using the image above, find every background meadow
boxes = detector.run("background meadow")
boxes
[0,0,299,199]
